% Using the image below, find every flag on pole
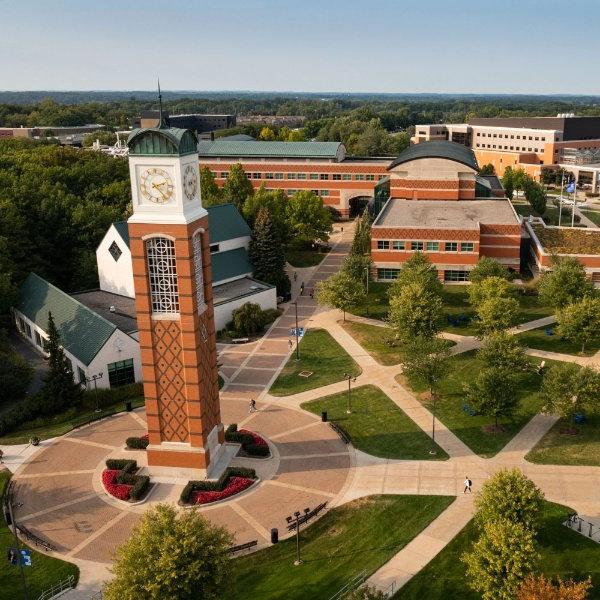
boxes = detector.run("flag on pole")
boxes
[566,182,576,194]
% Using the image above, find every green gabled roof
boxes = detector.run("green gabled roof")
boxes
[17,273,116,366]
[127,127,198,156]
[206,203,251,244]
[197,140,342,159]
[210,247,252,283]
[388,141,478,172]
[112,221,130,247]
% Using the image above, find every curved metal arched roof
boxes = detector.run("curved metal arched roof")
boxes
[387,141,478,171]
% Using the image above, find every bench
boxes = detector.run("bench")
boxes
[287,502,328,531]
[16,524,56,552]
[231,337,249,344]
[329,422,351,444]
[228,540,258,554]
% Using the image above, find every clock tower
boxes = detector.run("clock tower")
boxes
[127,122,224,478]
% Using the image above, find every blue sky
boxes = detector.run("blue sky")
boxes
[2,0,599,94]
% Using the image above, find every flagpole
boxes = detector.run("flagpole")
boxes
[558,170,564,227]
[571,177,576,228]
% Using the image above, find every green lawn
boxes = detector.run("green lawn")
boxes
[226,495,454,600]
[395,501,600,599]
[513,201,584,227]
[0,396,145,445]
[286,247,329,268]
[302,385,448,460]
[581,209,600,227]
[349,281,391,320]
[517,325,600,356]
[269,329,361,396]
[400,351,556,457]
[0,471,79,600]
[527,413,600,466]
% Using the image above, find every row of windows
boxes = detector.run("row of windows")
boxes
[211,171,383,182]
[475,132,548,142]
[377,268,470,282]
[476,143,542,153]
[376,240,474,252]
[266,188,330,197]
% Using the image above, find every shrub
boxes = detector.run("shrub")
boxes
[180,466,257,504]
[191,476,254,505]
[224,424,269,456]
[231,302,267,336]
[126,434,149,449]
[106,459,137,472]
[83,382,143,411]
[102,469,132,501]
[130,475,150,501]
[244,443,269,457]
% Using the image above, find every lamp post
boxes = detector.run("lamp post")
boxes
[294,301,300,361]
[286,508,310,565]
[85,372,104,413]
[343,373,356,414]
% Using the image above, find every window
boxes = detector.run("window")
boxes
[377,268,400,280]
[220,171,229,179]
[25,323,31,338]
[377,240,390,250]
[320,190,329,197]
[35,330,42,347]
[275,173,284,180]
[265,172,274,180]
[342,174,352,181]
[108,358,135,388]
[444,270,469,282]
[18,317,26,333]
[192,232,205,308]
[366,174,375,181]
[309,173,319,180]
[320,174,329,180]
[445,242,458,252]
[108,241,122,262]
[460,242,474,252]
[287,173,297,180]
[251,172,261,179]
[411,241,424,251]
[392,240,404,250]
[426,241,439,251]
[332,174,342,181]
[355,174,365,181]
[146,237,179,314]
[209,243,219,253]
[78,367,86,385]
[297,173,307,180]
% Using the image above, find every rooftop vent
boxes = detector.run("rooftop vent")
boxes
[109,305,116,313]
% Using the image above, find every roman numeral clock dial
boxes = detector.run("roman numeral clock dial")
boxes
[183,164,198,201]
[139,168,174,204]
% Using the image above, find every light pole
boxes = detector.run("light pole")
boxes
[343,373,356,414]
[7,493,30,600]
[286,508,310,565]
[293,301,300,361]
[85,372,104,412]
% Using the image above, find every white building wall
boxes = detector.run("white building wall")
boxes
[213,287,277,331]
[96,225,135,298]
[211,235,250,253]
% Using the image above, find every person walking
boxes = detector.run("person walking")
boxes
[288,339,293,350]
[293,271,298,282]
[248,399,257,413]
[463,475,472,494]
[300,282,304,295]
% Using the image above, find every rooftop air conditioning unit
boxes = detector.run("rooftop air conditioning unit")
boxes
[109,305,116,313]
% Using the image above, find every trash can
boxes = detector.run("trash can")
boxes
[125,401,132,412]
[321,411,327,422]
[271,528,279,544]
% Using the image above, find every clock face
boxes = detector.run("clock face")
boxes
[183,164,198,201]
[139,168,174,204]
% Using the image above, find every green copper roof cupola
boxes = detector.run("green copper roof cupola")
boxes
[127,80,198,157]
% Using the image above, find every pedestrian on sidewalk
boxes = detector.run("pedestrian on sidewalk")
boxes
[0,449,3,464]
[293,271,297,282]
[463,475,472,494]
[248,399,257,413]
[309,288,314,299]
[300,282,304,295]
[288,339,293,350]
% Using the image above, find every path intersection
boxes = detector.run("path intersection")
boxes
[5,223,600,596]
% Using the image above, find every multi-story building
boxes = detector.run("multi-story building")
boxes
[197,140,391,218]
[411,116,600,180]
[132,111,236,134]
[370,142,521,282]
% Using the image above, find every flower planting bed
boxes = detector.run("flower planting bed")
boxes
[125,434,149,450]
[225,424,270,458]
[180,467,258,506]
[101,459,150,502]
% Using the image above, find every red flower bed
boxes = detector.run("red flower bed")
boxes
[102,469,133,501]
[191,476,254,505]
[239,429,268,447]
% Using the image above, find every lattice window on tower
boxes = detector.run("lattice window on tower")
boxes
[192,232,205,309]
[108,241,122,262]
[146,237,179,314]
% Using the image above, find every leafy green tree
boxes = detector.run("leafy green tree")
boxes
[470,256,511,283]
[258,126,276,141]
[342,253,372,289]
[517,574,592,600]
[478,331,528,372]
[222,163,254,212]
[104,504,232,600]
[351,212,372,256]
[540,362,600,429]
[286,190,333,243]
[0,350,33,407]
[479,163,495,175]
[537,257,595,309]
[41,312,82,411]
[316,271,366,321]
[556,296,600,354]
[242,185,288,237]
[347,585,387,600]
[474,468,544,532]
[387,252,442,297]
[464,366,519,430]
[462,518,538,600]
[513,168,528,198]
[524,178,547,215]
[468,275,514,308]
[388,282,443,341]
[286,129,306,142]
[231,302,267,336]
[468,276,519,334]
[248,207,290,295]
[200,166,223,207]
[502,166,515,200]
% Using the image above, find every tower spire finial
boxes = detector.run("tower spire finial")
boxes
[157,77,166,128]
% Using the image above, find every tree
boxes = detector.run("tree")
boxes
[41,312,82,411]
[200,166,223,207]
[231,302,266,336]
[347,586,387,600]
[478,331,528,372]
[242,186,288,238]
[342,253,372,289]
[248,207,290,295]
[517,574,592,600]
[286,191,333,243]
[258,126,276,141]
[387,252,442,297]
[388,282,443,341]
[0,350,33,407]
[502,166,515,200]
[479,163,495,175]
[537,257,595,309]
[462,518,538,600]
[470,256,511,283]
[351,212,372,256]
[104,504,232,600]
[524,178,547,215]
[513,168,528,198]
[222,163,254,212]
[464,366,519,431]
[474,469,544,532]
[316,271,366,321]
[468,276,519,334]
[540,362,600,430]
[556,295,600,353]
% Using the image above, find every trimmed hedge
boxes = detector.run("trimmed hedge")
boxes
[106,458,137,472]
[126,435,149,449]
[225,423,270,457]
[180,466,256,504]
[130,475,150,501]
[102,459,149,502]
